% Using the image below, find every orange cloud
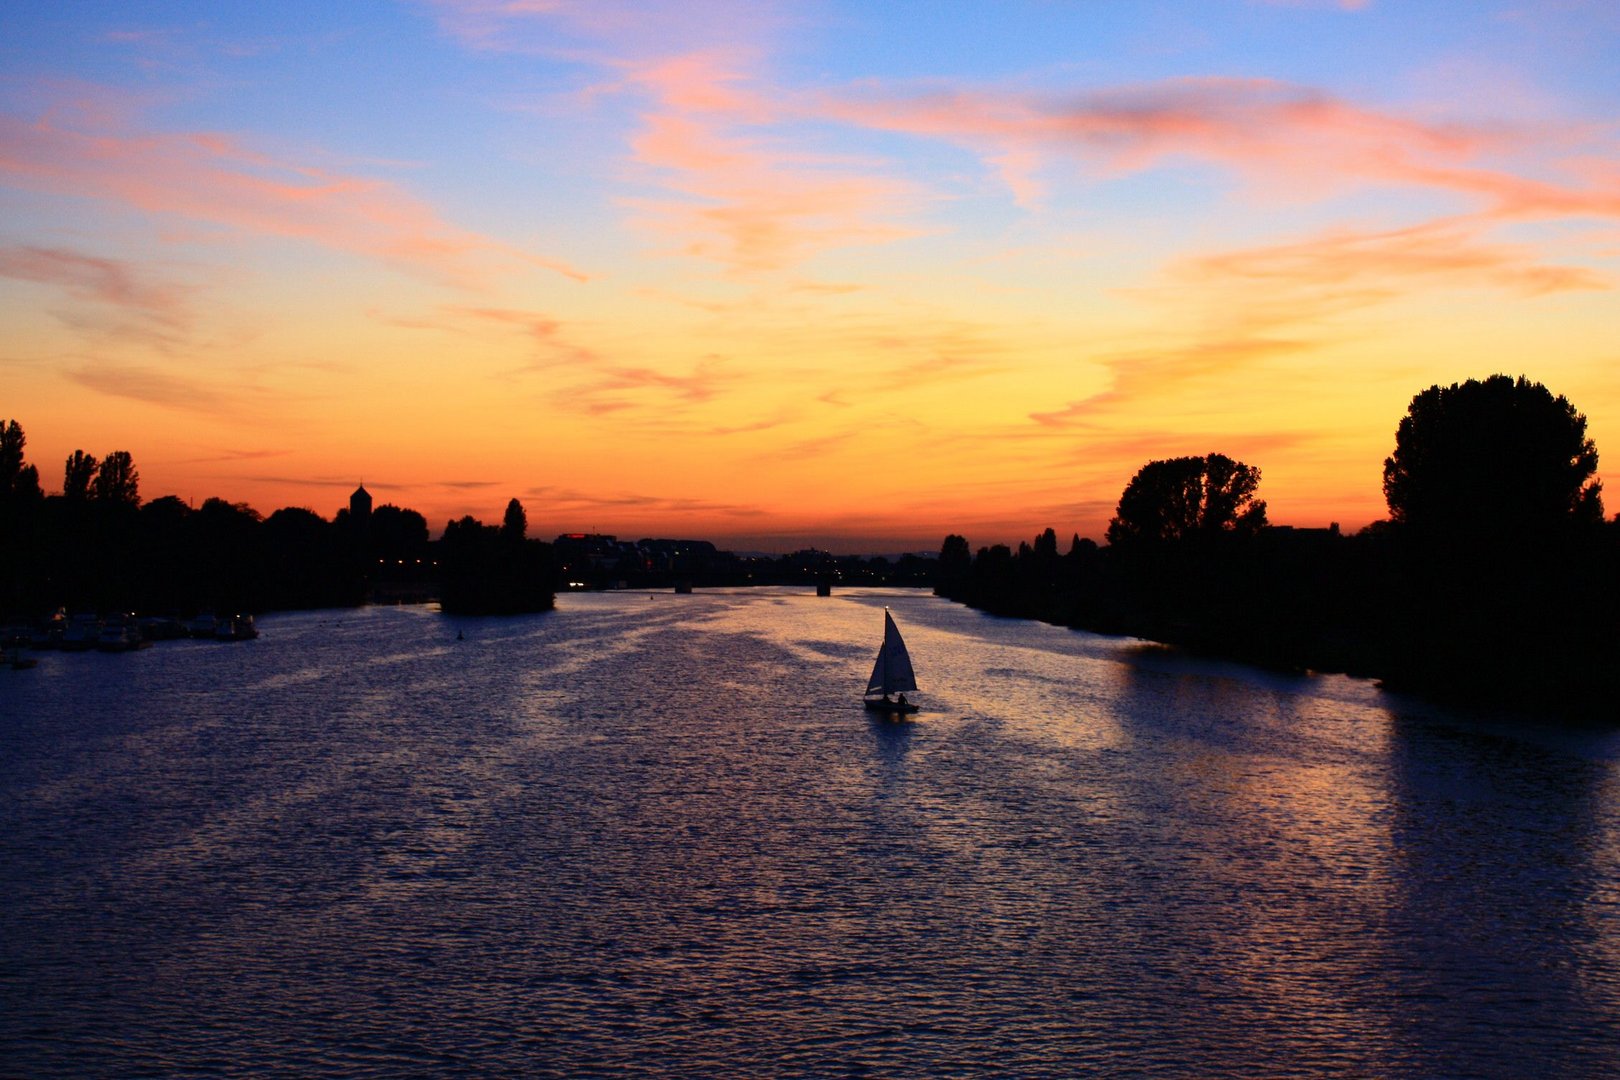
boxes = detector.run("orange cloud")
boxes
[434,303,736,417]
[551,355,733,416]
[1031,337,1314,429]
[0,104,584,287]
[1183,219,1609,297]
[1034,217,1606,429]
[451,305,603,368]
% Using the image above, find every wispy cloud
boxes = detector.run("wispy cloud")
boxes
[249,474,385,489]
[433,479,505,490]
[522,482,767,518]
[0,244,194,349]
[616,50,925,272]
[1032,216,1606,429]
[63,362,226,410]
[812,73,1620,251]
[552,355,734,416]
[178,448,293,464]
[1031,337,1313,429]
[0,96,585,287]
[428,1,926,272]
[710,412,793,436]
[816,76,1505,205]
[1182,218,1608,297]
[0,245,188,318]
[452,305,603,368]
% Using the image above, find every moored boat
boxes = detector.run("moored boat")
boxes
[97,614,150,652]
[61,614,102,651]
[215,614,259,641]
[138,616,187,641]
[31,608,68,650]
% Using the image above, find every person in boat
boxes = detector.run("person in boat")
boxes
[897,693,908,708]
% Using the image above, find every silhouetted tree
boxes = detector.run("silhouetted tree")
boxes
[63,450,98,500]
[0,420,43,613]
[440,506,554,615]
[1,419,41,504]
[936,533,972,598]
[370,503,430,560]
[93,450,140,506]
[263,507,363,609]
[1033,526,1059,561]
[502,498,527,543]
[1383,374,1602,540]
[193,498,266,612]
[133,496,195,611]
[1106,453,1267,547]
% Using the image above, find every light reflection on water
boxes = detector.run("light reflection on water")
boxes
[3,587,1619,1077]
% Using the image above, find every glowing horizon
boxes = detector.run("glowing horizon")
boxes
[4,1,1617,552]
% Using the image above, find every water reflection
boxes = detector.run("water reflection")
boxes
[3,591,1619,1078]
[1381,710,1620,1075]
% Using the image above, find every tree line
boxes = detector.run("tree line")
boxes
[0,428,553,618]
[935,375,1619,720]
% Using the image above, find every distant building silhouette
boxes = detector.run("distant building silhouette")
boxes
[350,483,372,523]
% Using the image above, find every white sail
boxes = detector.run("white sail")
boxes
[865,609,918,696]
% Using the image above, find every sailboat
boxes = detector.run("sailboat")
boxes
[864,608,920,714]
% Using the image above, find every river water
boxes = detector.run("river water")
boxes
[3,588,1619,1077]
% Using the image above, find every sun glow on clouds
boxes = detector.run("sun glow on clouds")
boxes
[2,1,1617,548]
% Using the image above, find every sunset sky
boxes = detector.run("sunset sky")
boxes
[4,1,1618,551]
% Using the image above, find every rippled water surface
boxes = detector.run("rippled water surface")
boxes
[5,588,1620,1077]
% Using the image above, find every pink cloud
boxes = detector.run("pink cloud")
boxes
[817,77,1502,201]
[0,103,585,286]
[822,77,1618,229]
[0,245,192,328]
[615,50,924,272]
[432,1,922,273]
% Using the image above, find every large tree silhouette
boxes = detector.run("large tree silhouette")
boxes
[63,450,98,500]
[0,419,41,503]
[1383,375,1602,538]
[1106,453,1268,547]
[502,497,527,543]
[93,450,140,505]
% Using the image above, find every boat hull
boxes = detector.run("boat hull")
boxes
[864,698,920,715]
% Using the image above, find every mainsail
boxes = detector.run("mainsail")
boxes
[865,609,918,696]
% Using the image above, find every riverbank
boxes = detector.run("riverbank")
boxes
[935,525,1620,723]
